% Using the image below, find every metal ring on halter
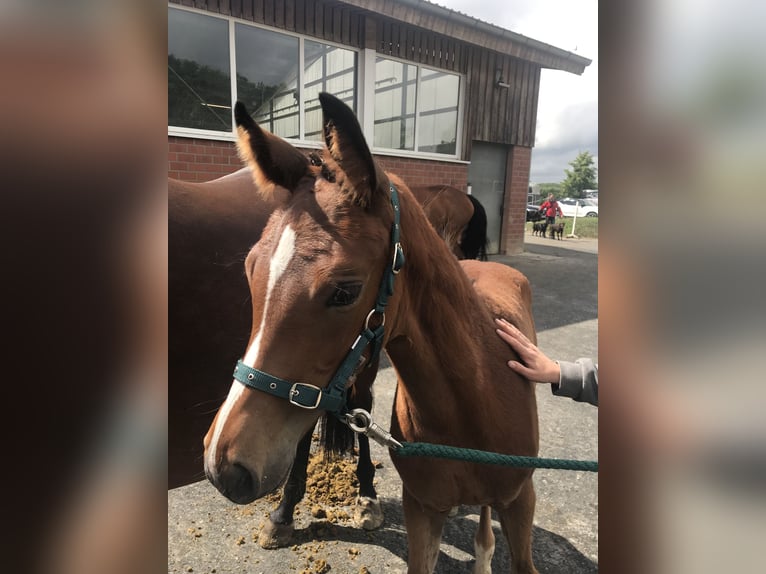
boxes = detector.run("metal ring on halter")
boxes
[364,308,385,330]
[346,408,372,433]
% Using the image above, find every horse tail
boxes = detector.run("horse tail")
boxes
[461,194,489,261]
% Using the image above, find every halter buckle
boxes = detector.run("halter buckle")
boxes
[288,382,323,409]
[392,242,404,274]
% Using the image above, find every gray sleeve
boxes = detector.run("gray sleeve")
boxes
[551,359,598,406]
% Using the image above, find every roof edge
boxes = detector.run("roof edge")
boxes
[340,0,592,74]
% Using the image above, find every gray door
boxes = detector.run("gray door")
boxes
[467,142,507,254]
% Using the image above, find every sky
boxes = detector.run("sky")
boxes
[434,0,598,184]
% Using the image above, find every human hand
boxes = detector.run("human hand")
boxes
[494,318,560,383]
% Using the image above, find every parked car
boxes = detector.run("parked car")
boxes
[526,204,544,222]
[558,198,599,218]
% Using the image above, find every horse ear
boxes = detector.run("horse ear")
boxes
[318,92,386,208]
[234,102,309,196]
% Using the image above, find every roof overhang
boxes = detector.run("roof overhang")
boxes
[340,0,592,74]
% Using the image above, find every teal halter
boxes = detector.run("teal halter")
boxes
[232,183,405,419]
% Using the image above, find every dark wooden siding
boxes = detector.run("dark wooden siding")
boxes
[169,0,542,155]
[370,15,542,154]
[171,0,367,48]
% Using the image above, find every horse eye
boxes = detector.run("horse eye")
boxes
[328,281,362,307]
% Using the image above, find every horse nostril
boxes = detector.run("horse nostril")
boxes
[223,463,256,504]
[232,463,252,489]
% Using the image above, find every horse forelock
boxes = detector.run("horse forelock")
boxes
[310,150,381,209]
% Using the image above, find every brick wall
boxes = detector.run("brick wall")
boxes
[168,137,242,182]
[168,136,469,190]
[373,155,468,190]
[500,145,532,254]
[168,137,539,254]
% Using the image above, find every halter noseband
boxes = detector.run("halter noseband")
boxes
[232,183,405,419]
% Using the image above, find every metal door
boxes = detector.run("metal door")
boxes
[467,142,507,254]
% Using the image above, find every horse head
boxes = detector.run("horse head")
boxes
[203,94,404,504]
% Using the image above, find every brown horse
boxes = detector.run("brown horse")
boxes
[169,168,384,544]
[169,163,489,547]
[169,167,280,488]
[410,185,488,260]
[203,93,539,573]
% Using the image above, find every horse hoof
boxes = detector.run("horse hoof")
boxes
[353,496,383,530]
[257,519,295,549]
[448,506,459,517]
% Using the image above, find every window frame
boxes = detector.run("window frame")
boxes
[167,4,466,162]
[167,6,235,140]
[370,53,465,161]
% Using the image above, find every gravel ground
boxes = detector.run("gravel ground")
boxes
[169,237,598,573]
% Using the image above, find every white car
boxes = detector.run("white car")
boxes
[558,198,599,218]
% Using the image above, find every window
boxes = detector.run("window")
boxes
[374,59,417,150]
[235,24,300,139]
[168,8,231,131]
[304,41,357,141]
[374,57,461,157]
[167,7,462,159]
[418,69,459,155]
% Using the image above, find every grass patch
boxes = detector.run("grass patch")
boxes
[525,216,598,239]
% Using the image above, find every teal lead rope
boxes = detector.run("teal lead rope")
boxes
[346,409,598,473]
[395,442,598,472]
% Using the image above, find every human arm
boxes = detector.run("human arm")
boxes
[495,318,598,407]
[554,359,598,406]
[494,318,560,383]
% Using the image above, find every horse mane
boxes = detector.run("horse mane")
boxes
[387,174,486,359]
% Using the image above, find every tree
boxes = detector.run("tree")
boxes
[561,152,598,199]
[538,182,563,200]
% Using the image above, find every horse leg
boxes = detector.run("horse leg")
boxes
[402,486,447,574]
[351,358,384,530]
[257,428,312,549]
[352,433,384,530]
[496,479,539,574]
[473,505,495,574]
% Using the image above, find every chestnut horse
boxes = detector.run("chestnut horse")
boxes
[170,165,489,547]
[410,185,488,261]
[203,93,539,573]
[169,168,384,544]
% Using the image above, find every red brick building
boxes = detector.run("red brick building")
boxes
[168,0,589,253]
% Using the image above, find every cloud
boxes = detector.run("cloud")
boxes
[434,1,598,183]
[531,99,599,183]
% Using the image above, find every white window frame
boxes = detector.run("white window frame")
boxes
[370,53,466,161]
[167,6,235,141]
[167,4,467,163]
[168,5,357,149]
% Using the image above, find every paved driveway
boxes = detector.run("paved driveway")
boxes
[169,236,598,573]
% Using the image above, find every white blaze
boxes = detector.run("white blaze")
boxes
[206,225,296,470]
[242,225,296,367]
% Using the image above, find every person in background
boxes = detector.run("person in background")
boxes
[539,193,564,227]
[495,318,598,406]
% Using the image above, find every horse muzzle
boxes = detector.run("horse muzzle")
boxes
[205,459,259,504]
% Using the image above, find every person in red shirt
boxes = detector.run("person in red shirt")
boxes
[539,193,563,226]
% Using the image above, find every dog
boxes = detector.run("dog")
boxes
[532,221,548,237]
[549,222,564,240]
